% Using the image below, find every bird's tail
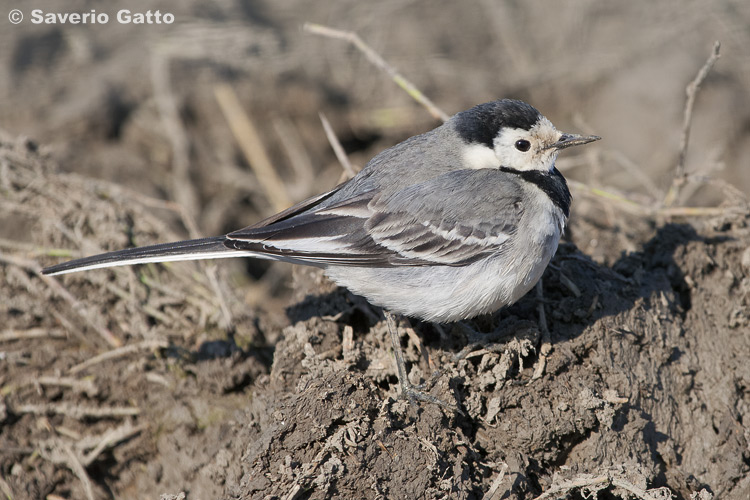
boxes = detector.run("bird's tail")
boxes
[42,236,259,276]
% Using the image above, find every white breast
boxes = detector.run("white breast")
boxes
[325,202,565,323]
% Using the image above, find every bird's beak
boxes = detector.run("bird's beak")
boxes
[548,133,601,151]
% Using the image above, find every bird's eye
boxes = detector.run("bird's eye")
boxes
[515,140,531,152]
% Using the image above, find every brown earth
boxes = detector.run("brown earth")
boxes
[1,1,749,499]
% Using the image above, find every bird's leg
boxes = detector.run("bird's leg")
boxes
[384,311,414,390]
[530,279,552,382]
[383,311,452,409]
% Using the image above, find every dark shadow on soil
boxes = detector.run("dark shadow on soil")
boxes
[254,223,715,499]
[286,222,704,385]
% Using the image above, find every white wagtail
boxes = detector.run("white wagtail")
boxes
[43,99,599,405]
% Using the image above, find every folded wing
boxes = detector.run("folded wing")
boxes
[227,169,524,267]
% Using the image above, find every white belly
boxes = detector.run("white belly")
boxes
[325,209,563,323]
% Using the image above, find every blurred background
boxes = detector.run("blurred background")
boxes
[1,0,747,303]
[1,2,749,498]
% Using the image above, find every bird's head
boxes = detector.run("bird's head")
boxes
[453,99,600,173]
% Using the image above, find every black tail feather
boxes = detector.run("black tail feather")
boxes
[42,236,234,276]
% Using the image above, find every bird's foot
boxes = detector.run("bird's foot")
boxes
[398,378,453,410]
[384,311,460,413]
[452,322,513,361]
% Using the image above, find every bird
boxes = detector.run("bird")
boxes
[42,99,600,406]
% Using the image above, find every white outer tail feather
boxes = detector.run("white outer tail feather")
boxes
[43,250,265,276]
[41,236,276,276]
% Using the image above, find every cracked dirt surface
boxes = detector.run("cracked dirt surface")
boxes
[1,1,749,498]
[1,137,748,498]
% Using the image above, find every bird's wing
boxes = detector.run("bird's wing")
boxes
[239,180,349,230]
[226,169,524,267]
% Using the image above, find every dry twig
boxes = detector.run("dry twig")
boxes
[0,476,13,500]
[664,41,721,207]
[62,443,96,500]
[271,116,316,198]
[609,150,663,201]
[0,251,121,348]
[38,438,96,500]
[0,328,67,342]
[16,402,140,419]
[205,265,233,330]
[150,51,201,237]
[0,237,74,257]
[534,472,674,500]
[319,112,357,179]
[36,376,99,398]
[482,461,510,500]
[304,23,450,122]
[569,180,745,218]
[69,339,168,375]
[81,422,147,467]
[214,83,293,213]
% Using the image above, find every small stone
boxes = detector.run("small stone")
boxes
[742,247,750,274]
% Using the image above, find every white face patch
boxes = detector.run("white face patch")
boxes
[461,143,500,170]
[493,116,561,172]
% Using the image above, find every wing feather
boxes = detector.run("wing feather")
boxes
[226,169,524,267]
